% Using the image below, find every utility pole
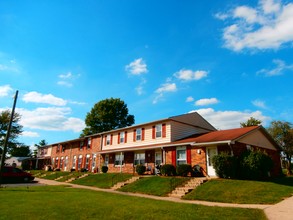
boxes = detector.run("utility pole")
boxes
[0,90,18,184]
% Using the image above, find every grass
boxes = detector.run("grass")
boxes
[72,173,133,188]
[184,177,293,204]
[118,176,190,196]
[0,185,266,220]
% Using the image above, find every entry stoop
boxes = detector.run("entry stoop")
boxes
[168,177,208,198]
[111,176,141,190]
[65,173,89,183]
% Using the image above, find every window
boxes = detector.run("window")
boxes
[80,141,84,150]
[91,154,96,172]
[62,145,65,152]
[156,124,162,138]
[136,128,142,141]
[55,157,59,168]
[106,135,111,145]
[72,156,77,169]
[64,156,68,170]
[85,154,90,170]
[78,155,82,170]
[87,138,91,149]
[60,157,64,169]
[120,132,125,144]
[177,147,186,165]
[134,152,145,165]
[57,144,60,153]
[114,153,124,166]
[104,154,109,166]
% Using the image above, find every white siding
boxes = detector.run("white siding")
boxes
[102,122,171,151]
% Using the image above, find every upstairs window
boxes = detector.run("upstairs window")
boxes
[87,138,91,149]
[120,132,125,144]
[62,145,65,152]
[79,141,84,151]
[156,124,162,138]
[106,135,111,145]
[136,128,142,141]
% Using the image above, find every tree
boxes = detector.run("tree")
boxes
[81,98,135,136]
[240,117,262,127]
[0,110,23,157]
[33,139,48,158]
[268,121,293,175]
[10,144,31,157]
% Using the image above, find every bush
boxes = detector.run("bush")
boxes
[212,153,237,179]
[240,150,274,180]
[101,166,108,173]
[161,164,176,176]
[136,164,146,175]
[176,164,192,176]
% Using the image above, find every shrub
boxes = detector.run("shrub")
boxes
[101,166,108,173]
[176,164,192,176]
[212,153,237,179]
[240,150,274,180]
[136,164,146,175]
[161,164,176,176]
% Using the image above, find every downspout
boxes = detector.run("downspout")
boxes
[228,141,234,156]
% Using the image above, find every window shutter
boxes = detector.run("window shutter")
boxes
[110,134,113,145]
[172,149,176,167]
[104,136,107,146]
[142,128,145,141]
[187,147,191,164]
[162,123,166,138]
[133,129,136,142]
[125,131,127,143]
[118,133,120,144]
[152,126,155,139]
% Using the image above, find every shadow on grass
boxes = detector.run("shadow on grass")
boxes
[270,176,293,187]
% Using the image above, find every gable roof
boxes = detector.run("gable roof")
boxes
[170,126,279,150]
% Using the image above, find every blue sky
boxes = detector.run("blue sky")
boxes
[1,0,293,149]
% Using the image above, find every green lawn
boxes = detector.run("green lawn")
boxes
[72,173,132,188]
[0,185,266,220]
[184,177,293,204]
[118,176,190,196]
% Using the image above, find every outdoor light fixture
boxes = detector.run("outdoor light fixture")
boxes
[197,149,201,154]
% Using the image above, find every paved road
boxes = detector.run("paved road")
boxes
[0,181,45,188]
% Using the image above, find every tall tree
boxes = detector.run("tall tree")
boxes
[81,98,135,136]
[268,121,293,175]
[240,117,262,127]
[0,110,23,156]
[10,144,31,157]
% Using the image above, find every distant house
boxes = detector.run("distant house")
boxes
[5,157,30,167]
[45,112,281,177]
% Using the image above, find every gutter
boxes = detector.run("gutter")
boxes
[191,140,234,146]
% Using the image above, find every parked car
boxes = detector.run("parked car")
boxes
[0,166,35,183]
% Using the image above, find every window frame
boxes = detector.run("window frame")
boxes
[134,152,145,165]
[176,146,187,166]
[136,128,142,141]
[156,124,162,138]
[120,132,125,144]
[114,153,124,166]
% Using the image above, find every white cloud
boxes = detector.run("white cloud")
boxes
[57,72,80,87]
[0,84,13,97]
[155,83,177,93]
[174,69,208,81]
[186,96,194,102]
[135,78,147,95]
[189,108,270,129]
[21,131,40,138]
[153,83,177,104]
[17,107,85,133]
[257,59,293,76]
[22,92,67,106]
[125,58,148,75]
[219,0,293,51]
[252,99,267,109]
[195,98,219,106]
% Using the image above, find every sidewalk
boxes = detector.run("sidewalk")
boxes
[35,178,293,220]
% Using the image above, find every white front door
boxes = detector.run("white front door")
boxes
[206,147,218,176]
